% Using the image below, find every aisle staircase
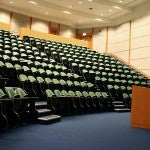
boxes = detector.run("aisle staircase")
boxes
[113,101,130,112]
[35,101,61,124]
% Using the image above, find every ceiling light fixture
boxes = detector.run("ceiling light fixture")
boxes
[109,9,112,12]
[9,1,13,4]
[113,6,121,10]
[100,13,104,16]
[62,11,71,14]
[95,18,103,22]
[88,0,93,2]
[28,1,37,5]
[119,0,123,3]
[69,5,73,8]
[78,1,82,4]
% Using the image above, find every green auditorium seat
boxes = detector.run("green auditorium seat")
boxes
[46,89,56,113]
[31,67,38,76]
[38,68,46,77]
[101,92,113,110]
[122,93,131,108]
[52,78,60,89]
[59,79,67,88]
[46,70,53,77]
[60,72,68,80]
[5,87,21,113]
[68,90,82,112]
[0,88,19,126]
[61,90,72,114]
[66,80,74,90]
[88,91,100,111]
[53,71,60,79]
[48,64,55,70]
[82,91,92,111]
[15,87,38,121]
[53,89,65,114]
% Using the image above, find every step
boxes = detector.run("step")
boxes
[35,101,47,109]
[114,104,126,108]
[114,108,131,112]
[37,108,51,117]
[37,114,61,124]
[113,101,124,105]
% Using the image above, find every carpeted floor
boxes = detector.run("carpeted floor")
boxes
[0,112,150,150]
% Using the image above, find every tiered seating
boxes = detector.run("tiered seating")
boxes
[23,35,149,112]
[0,28,149,129]
[0,30,47,129]
[21,36,116,114]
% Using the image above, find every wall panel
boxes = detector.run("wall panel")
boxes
[131,14,150,76]
[108,22,129,62]
[130,58,150,70]
[60,24,75,38]
[93,27,106,53]
[32,18,49,33]
[12,13,29,34]
[0,8,10,24]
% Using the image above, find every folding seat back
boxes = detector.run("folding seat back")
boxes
[95,92,103,98]
[5,87,20,99]
[15,87,28,98]
[61,90,69,98]
[0,89,8,99]
[89,91,96,98]
[68,90,76,97]
[46,89,55,98]
[45,77,53,85]
[54,89,62,97]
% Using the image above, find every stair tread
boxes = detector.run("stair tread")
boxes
[114,105,126,108]
[113,101,124,104]
[35,101,47,106]
[115,108,130,110]
[37,109,51,113]
[114,108,130,112]
[38,115,61,121]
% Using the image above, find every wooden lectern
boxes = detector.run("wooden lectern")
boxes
[130,86,150,129]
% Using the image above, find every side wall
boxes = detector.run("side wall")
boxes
[108,22,129,63]
[131,15,150,76]
[92,16,150,77]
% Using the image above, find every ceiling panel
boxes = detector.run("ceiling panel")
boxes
[0,0,149,28]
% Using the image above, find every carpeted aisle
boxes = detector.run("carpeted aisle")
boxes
[0,112,150,150]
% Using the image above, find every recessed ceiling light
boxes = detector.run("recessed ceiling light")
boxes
[100,13,104,16]
[9,1,13,4]
[69,5,73,8]
[45,12,49,15]
[113,6,121,10]
[28,1,37,5]
[109,9,112,12]
[88,0,93,2]
[78,1,82,4]
[62,11,71,14]
[95,18,103,22]
[119,0,123,3]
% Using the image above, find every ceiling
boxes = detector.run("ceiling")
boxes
[0,0,150,28]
